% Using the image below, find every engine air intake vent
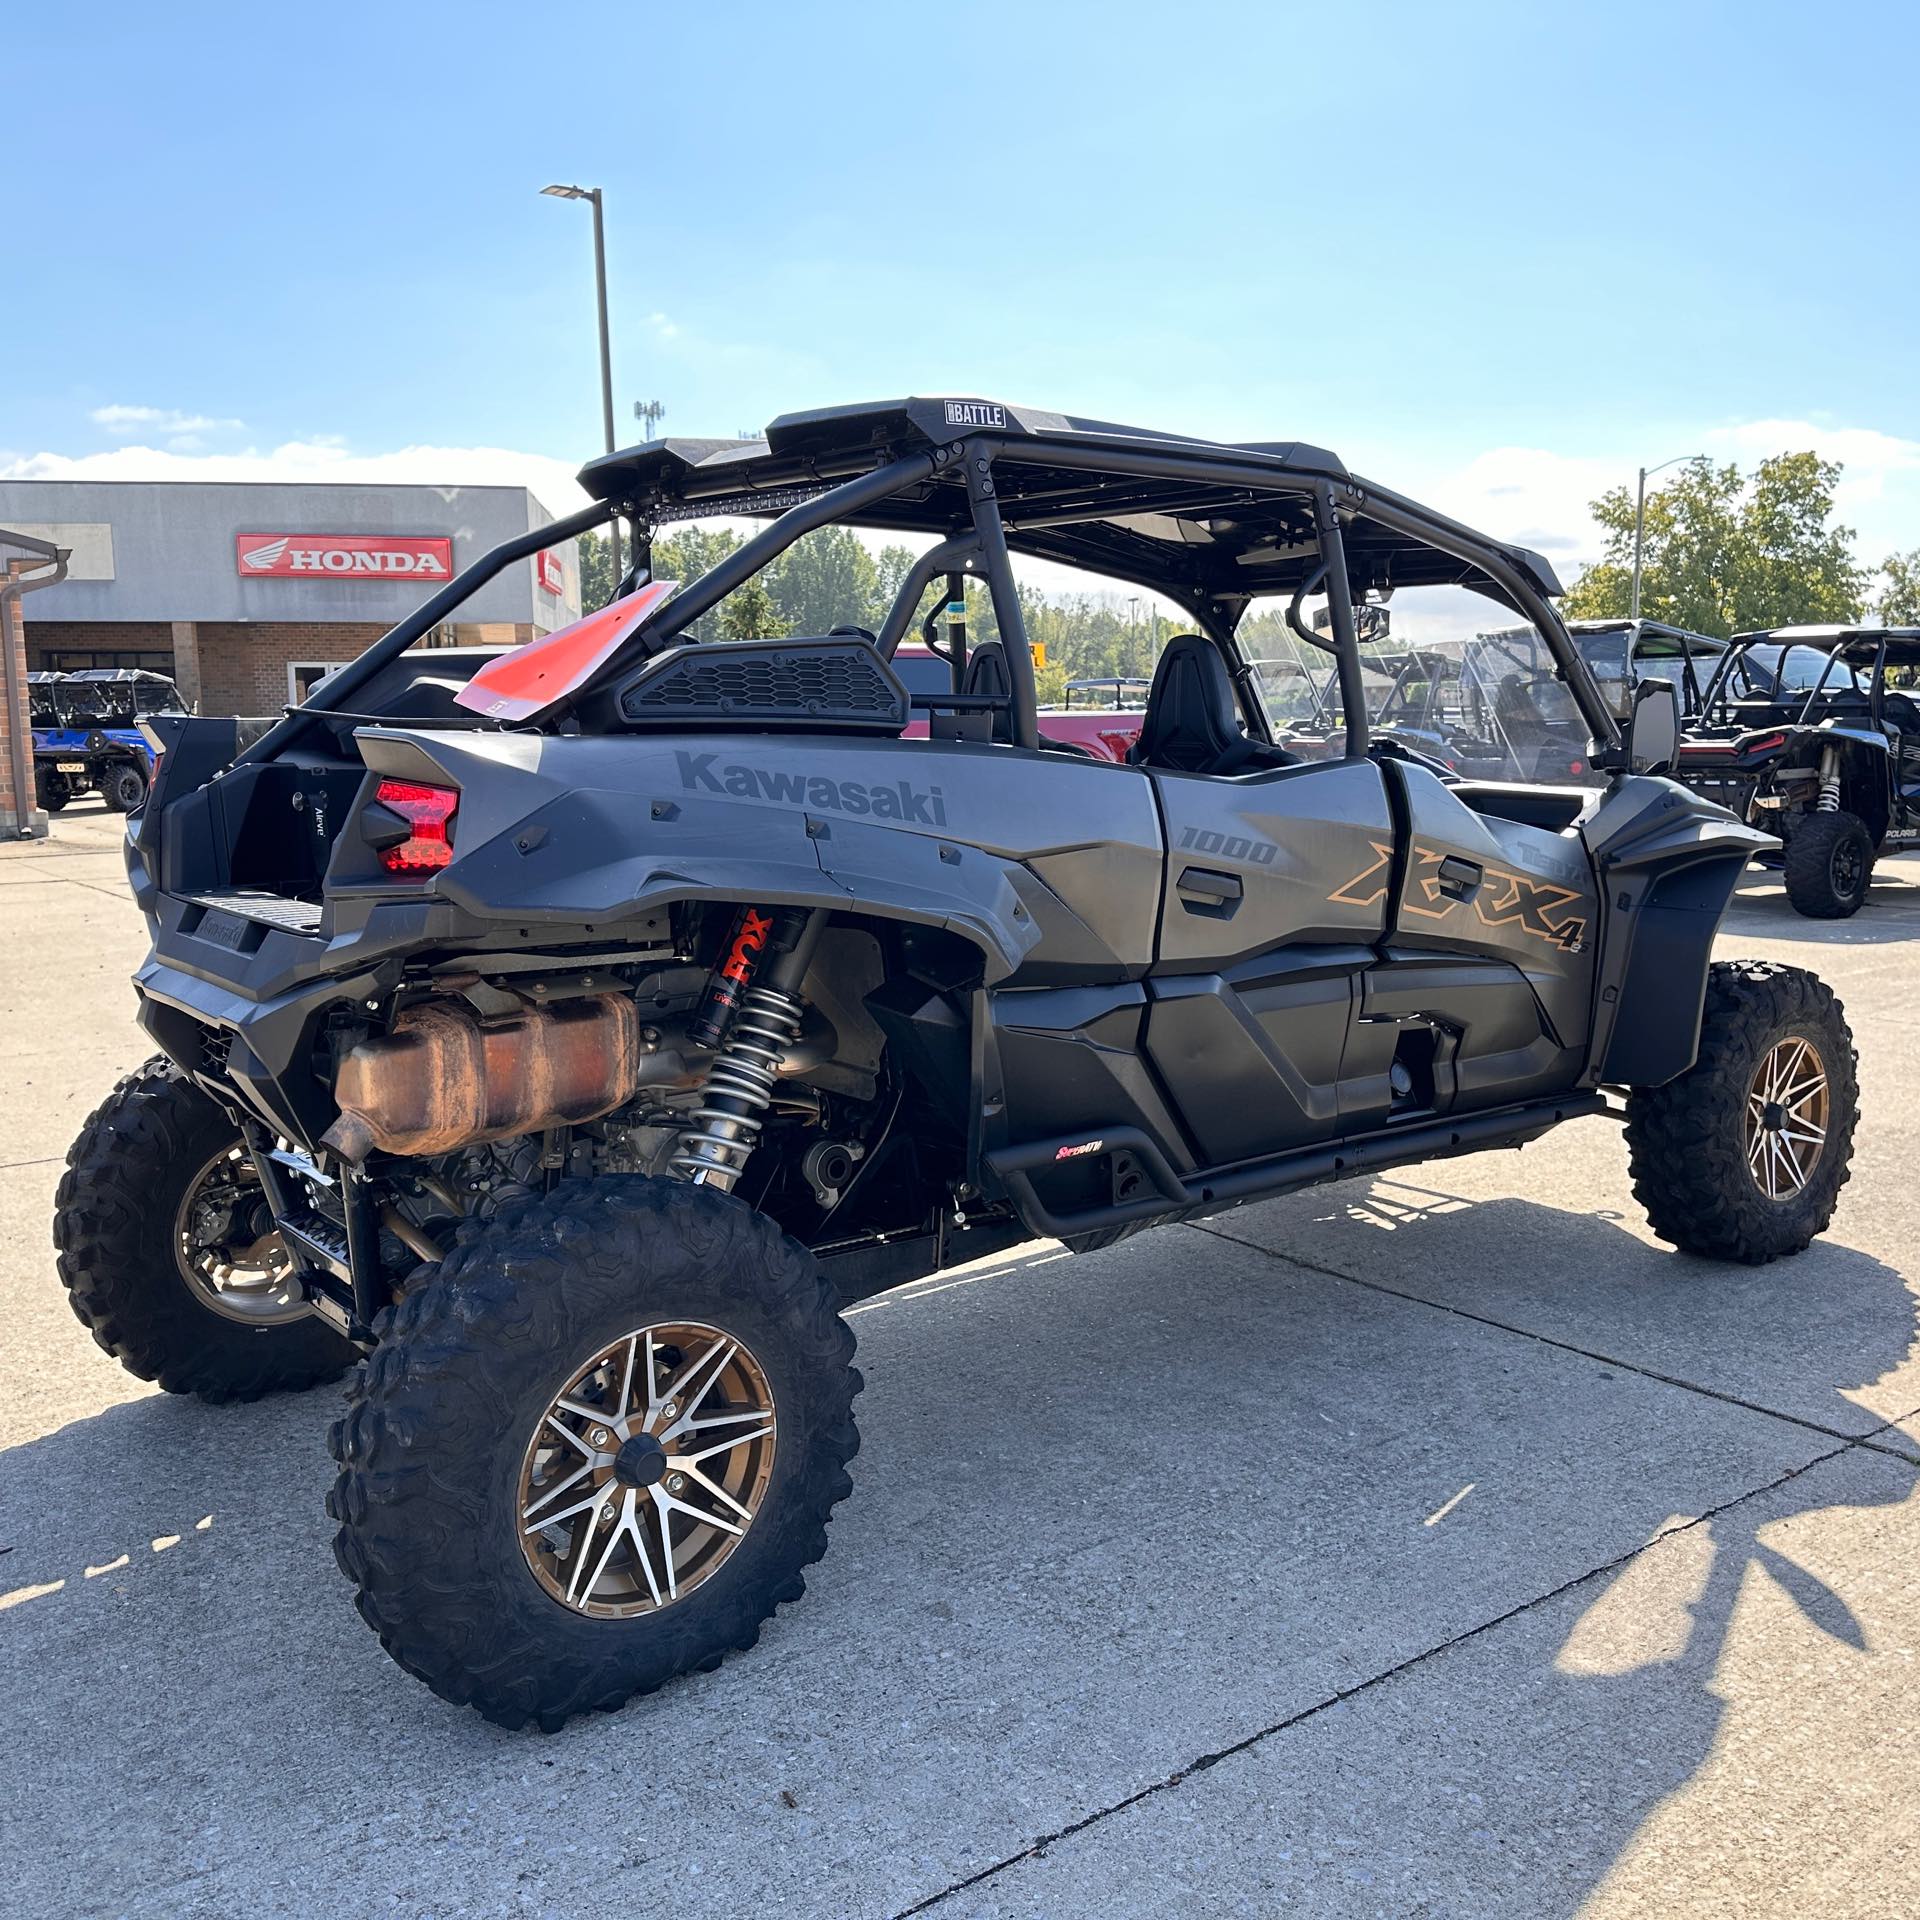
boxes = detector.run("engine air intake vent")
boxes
[617,636,909,733]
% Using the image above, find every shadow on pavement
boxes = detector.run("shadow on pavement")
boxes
[1,1199,1913,1916]
[1189,1189,1918,1915]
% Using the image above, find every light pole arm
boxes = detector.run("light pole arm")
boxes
[1630,467,1648,620]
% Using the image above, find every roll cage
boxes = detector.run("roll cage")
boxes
[238,396,1621,773]
[1697,626,1920,732]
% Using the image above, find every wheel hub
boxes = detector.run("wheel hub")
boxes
[517,1320,777,1619]
[613,1433,668,1488]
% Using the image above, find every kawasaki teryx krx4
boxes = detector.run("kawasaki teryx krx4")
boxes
[54,399,1859,1729]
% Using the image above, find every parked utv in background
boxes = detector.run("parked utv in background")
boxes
[29,667,186,812]
[1565,618,1725,722]
[53,398,1859,1731]
[1466,619,1725,784]
[1676,626,1920,917]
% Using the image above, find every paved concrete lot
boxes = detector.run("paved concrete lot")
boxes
[3,805,1916,1918]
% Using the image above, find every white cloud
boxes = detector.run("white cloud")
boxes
[646,311,679,340]
[2,437,592,516]
[89,403,246,437]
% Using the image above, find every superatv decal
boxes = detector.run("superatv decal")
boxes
[1328,841,1589,953]
[676,750,948,826]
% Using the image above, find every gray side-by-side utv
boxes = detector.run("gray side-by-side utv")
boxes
[52,399,1858,1729]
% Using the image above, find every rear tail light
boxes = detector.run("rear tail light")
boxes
[375,779,458,873]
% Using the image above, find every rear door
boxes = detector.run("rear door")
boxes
[1142,757,1394,1167]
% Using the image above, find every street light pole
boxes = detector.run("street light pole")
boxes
[1630,453,1703,621]
[542,183,622,582]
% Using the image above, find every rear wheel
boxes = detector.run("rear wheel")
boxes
[33,765,69,812]
[1625,961,1856,1263]
[103,760,148,813]
[327,1176,860,1730]
[53,1060,357,1399]
[1783,810,1872,917]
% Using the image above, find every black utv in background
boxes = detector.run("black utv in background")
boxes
[52,399,1860,1730]
[1676,626,1920,916]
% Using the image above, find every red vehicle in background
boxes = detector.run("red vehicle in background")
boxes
[895,643,1144,761]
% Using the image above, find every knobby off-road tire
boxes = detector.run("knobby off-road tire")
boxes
[53,1059,357,1399]
[33,765,68,812]
[327,1176,861,1731]
[1625,961,1856,1264]
[1783,810,1873,918]
[103,761,148,813]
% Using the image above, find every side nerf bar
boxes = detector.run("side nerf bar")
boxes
[987,1094,1610,1240]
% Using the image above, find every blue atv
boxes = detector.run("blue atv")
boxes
[29,668,186,813]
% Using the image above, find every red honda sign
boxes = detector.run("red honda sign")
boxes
[535,548,565,596]
[236,532,455,580]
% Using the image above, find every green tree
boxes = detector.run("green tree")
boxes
[1563,453,1868,637]
[1876,548,1920,625]
[764,526,879,634]
[716,574,788,642]
[576,528,617,614]
[650,526,745,641]
[871,544,921,627]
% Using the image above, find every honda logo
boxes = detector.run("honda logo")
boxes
[236,532,454,579]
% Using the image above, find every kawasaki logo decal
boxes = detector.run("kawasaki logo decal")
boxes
[677,751,947,826]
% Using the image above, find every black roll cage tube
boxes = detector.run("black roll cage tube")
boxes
[874,533,986,658]
[232,430,1616,772]
[1698,633,1884,733]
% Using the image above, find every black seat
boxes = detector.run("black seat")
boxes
[960,640,1014,743]
[1129,633,1288,775]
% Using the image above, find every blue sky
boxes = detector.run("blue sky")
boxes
[4,0,1916,574]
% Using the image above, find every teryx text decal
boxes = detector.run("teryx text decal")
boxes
[1328,840,1589,953]
[677,751,947,827]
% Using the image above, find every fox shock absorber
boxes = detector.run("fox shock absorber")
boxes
[673,907,828,1189]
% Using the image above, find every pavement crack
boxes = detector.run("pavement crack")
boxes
[1186,1219,1919,1458]
[891,1437,1872,1917]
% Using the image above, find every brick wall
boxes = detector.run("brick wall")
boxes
[191,623,390,714]
[20,618,533,716]
[26,620,175,668]
[1,593,36,833]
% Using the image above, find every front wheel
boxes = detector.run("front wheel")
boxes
[1783,809,1872,917]
[103,760,148,812]
[327,1176,861,1730]
[1625,961,1857,1263]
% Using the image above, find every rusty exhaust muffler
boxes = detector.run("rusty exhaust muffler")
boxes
[322,993,649,1162]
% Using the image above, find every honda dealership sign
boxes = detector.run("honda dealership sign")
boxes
[236,532,454,579]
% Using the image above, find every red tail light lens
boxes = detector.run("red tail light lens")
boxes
[375,779,458,873]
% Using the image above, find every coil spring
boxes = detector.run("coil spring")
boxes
[670,983,805,1189]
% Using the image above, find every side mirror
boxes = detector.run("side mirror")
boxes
[1625,677,1680,776]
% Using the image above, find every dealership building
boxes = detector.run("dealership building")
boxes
[0,478,581,714]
